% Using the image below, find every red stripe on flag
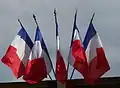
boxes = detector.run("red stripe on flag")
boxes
[97,48,110,70]
[23,57,47,84]
[1,46,25,78]
[86,47,110,85]
[56,51,67,84]
[72,40,88,79]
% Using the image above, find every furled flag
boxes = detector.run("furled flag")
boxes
[83,13,110,85]
[23,26,52,84]
[68,10,88,80]
[1,20,33,78]
[54,10,67,84]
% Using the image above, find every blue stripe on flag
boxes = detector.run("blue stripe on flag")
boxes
[35,27,50,58]
[83,23,97,50]
[35,27,43,42]
[18,27,33,49]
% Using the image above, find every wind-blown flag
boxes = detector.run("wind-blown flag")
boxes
[23,27,52,84]
[54,10,67,84]
[1,26,33,78]
[68,11,88,80]
[83,14,110,85]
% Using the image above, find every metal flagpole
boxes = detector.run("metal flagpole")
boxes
[68,9,78,80]
[54,9,66,88]
[18,19,24,28]
[33,14,56,80]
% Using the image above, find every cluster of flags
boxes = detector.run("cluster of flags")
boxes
[1,10,110,85]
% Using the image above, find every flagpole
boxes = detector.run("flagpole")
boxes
[54,9,67,80]
[69,29,83,80]
[66,63,69,79]
[48,74,52,80]
[70,68,75,79]
[33,14,56,80]
[18,19,24,28]
[53,9,57,79]
[54,9,67,88]
[67,9,78,80]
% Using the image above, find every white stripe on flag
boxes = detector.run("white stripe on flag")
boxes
[11,35,31,66]
[85,33,103,63]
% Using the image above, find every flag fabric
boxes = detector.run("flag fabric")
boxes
[23,27,52,84]
[54,10,67,84]
[83,18,110,85]
[68,11,88,80]
[1,27,33,78]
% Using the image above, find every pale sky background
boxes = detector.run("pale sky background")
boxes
[0,0,120,82]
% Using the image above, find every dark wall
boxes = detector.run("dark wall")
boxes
[66,77,120,88]
[0,81,57,88]
[0,77,120,88]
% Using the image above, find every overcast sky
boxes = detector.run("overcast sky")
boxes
[0,0,120,82]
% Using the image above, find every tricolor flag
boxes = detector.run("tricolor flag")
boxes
[54,10,67,84]
[83,13,110,84]
[23,27,52,84]
[68,11,88,80]
[1,22,33,78]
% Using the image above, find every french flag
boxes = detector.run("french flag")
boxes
[23,27,52,84]
[68,10,88,80]
[1,26,33,78]
[83,14,110,84]
[54,10,67,84]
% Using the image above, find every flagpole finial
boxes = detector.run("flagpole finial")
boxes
[54,9,57,16]
[54,9,58,29]
[18,19,24,28]
[33,14,36,20]
[73,8,77,30]
[33,14,39,27]
[90,12,95,23]
[75,9,78,18]
[75,8,78,12]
